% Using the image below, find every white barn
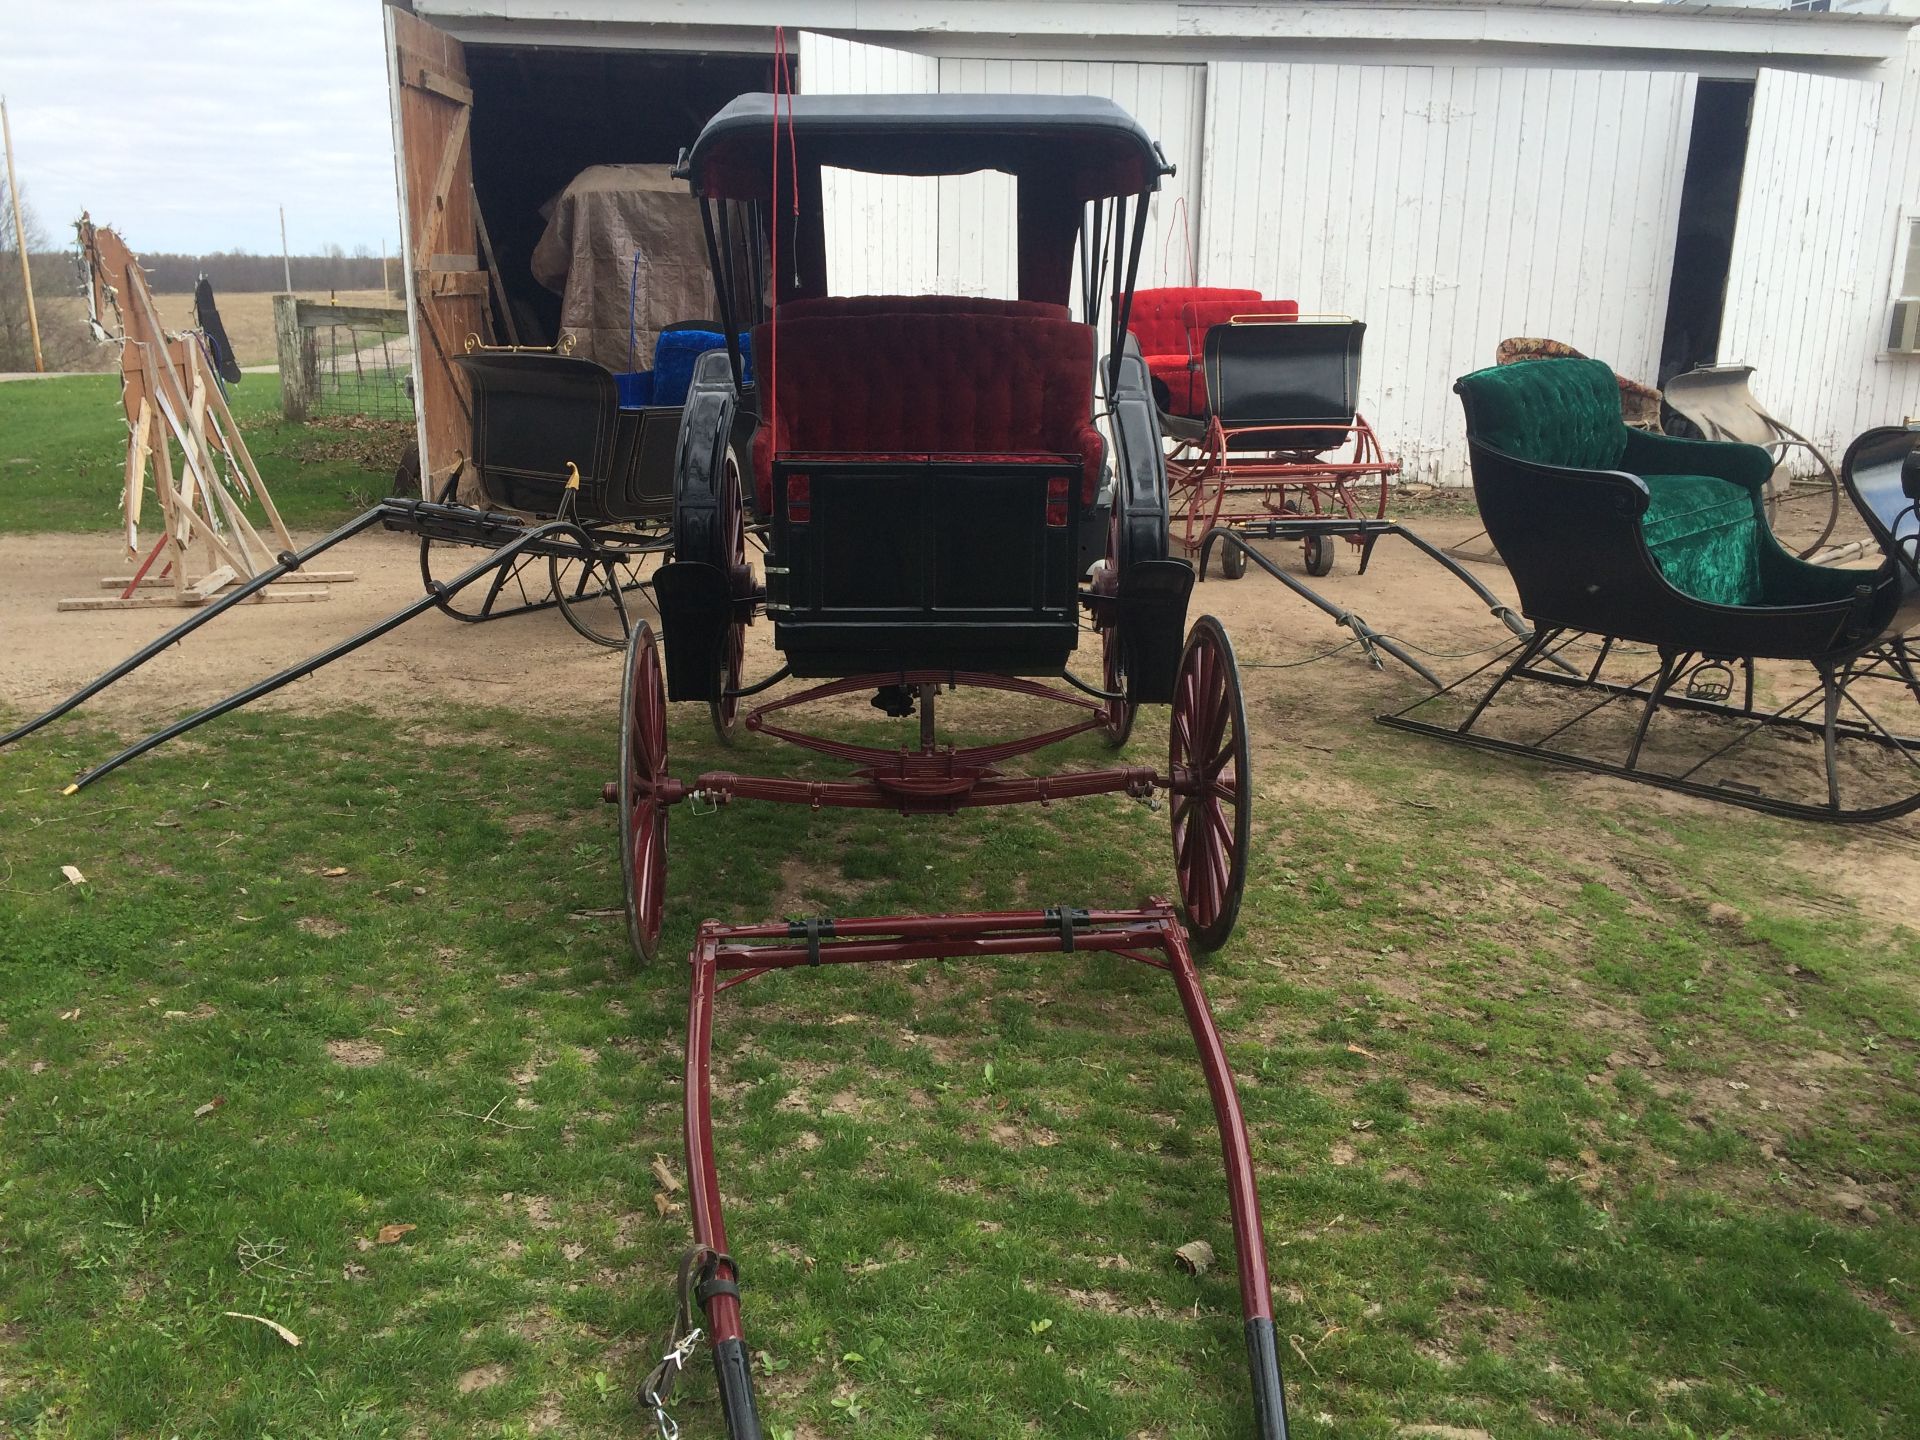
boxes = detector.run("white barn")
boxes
[387,0,1920,484]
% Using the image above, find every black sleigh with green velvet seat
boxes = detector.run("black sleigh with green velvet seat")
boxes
[1382,357,1920,821]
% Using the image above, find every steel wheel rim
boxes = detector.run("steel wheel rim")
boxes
[620,624,668,964]
[1170,617,1249,951]
[552,549,650,648]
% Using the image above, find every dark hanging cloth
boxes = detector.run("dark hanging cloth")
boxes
[194,276,243,383]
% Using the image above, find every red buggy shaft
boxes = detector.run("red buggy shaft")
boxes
[678,905,1289,1439]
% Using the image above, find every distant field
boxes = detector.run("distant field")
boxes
[35,289,400,371]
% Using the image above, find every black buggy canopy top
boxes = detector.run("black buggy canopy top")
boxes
[677,92,1172,311]
[677,92,1172,201]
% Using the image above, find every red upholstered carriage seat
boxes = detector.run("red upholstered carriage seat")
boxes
[1177,298,1301,416]
[778,295,1070,322]
[1127,286,1262,417]
[751,311,1103,516]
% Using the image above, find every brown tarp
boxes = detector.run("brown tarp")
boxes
[530,164,713,371]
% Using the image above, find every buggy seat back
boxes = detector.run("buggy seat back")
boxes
[1171,298,1298,416]
[1660,364,1781,450]
[456,352,672,523]
[1203,318,1365,453]
[748,309,1105,677]
[1128,286,1262,417]
[749,310,1104,514]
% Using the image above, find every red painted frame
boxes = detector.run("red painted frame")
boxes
[681,902,1290,1439]
[1168,414,1400,562]
[663,671,1166,817]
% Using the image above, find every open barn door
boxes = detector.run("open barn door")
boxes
[1719,68,1884,455]
[387,7,490,492]
[800,32,940,295]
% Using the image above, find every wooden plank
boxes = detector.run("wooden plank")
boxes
[290,300,406,331]
[100,570,357,589]
[58,588,331,612]
[414,106,472,268]
[407,63,473,108]
[123,397,151,550]
[427,270,490,299]
[187,564,238,601]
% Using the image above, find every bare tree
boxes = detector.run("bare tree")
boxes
[0,176,105,372]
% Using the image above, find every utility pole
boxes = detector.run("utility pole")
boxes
[1,96,45,373]
[381,238,389,295]
[279,205,292,291]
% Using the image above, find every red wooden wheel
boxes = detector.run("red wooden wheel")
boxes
[711,451,747,745]
[1169,615,1250,952]
[620,621,670,965]
[1100,620,1134,748]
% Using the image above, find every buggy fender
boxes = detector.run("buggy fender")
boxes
[654,561,732,702]
[674,349,741,569]
[1108,340,1174,575]
[1118,559,1195,705]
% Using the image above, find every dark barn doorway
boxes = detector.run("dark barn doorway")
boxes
[465,46,776,345]
[1657,77,1755,391]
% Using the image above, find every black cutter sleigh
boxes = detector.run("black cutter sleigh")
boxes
[620,94,1290,1437]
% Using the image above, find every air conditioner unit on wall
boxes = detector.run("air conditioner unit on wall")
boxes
[1891,298,1920,356]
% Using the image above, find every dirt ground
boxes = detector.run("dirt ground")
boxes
[4,497,1915,928]
[0,514,1512,722]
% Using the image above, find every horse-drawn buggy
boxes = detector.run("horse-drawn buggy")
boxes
[0,320,741,776]
[608,91,1289,1438]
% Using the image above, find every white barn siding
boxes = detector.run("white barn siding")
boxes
[932,58,1205,302]
[800,35,1204,304]
[800,33,940,295]
[799,29,1919,483]
[1199,61,1697,481]
[1722,45,1920,460]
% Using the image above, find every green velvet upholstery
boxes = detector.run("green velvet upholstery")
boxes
[1457,357,1871,609]
[1456,358,1629,472]
[1637,473,1762,606]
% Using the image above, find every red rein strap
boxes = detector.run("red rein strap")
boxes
[767,27,799,451]
[1161,194,1195,288]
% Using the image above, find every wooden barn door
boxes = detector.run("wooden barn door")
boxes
[387,7,489,492]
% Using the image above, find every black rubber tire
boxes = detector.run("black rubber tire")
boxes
[1304,532,1336,578]
[1219,540,1248,580]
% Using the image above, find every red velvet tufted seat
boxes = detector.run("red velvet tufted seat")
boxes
[1127,286,1262,416]
[1177,298,1300,416]
[778,295,1070,322]
[750,311,1103,515]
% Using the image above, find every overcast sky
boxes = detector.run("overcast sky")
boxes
[0,0,398,256]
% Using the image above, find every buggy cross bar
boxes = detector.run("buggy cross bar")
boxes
[675,902,1289,1439]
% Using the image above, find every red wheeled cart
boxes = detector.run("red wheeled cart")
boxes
[617,91,1290,1438]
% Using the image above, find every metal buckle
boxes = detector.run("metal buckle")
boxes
[639,1326,704,1440]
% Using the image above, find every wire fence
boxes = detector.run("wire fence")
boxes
[274,296,413,422]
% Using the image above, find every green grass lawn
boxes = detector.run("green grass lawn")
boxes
[1,694,1915,1439]
[0,373,407,534]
